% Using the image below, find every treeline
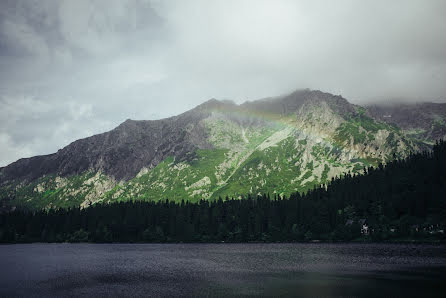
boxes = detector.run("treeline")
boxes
[1,140,446,243]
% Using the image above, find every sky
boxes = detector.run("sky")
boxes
[1,0,446,166]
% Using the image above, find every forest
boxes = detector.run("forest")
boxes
[1,140,445,243]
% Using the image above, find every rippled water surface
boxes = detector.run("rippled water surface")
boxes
[1,243,445,297]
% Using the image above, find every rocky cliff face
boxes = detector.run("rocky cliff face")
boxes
[366,103,446,144]
[0,107,215,184]
[0,89,442,210]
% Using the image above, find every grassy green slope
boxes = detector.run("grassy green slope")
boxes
[103,149,229,203]
[0,171,113,210]
[2,105,424,209]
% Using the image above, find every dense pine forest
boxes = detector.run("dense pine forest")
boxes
[1,140,445,243]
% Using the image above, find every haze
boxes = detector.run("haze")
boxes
[1,0,445,166]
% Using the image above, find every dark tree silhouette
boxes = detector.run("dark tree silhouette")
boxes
[1,140,445,243]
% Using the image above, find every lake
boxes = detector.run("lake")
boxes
[1,243,445,297]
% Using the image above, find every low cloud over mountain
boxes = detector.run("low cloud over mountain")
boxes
[1,0,446,166]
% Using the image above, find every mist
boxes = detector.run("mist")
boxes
[1,0,445,166]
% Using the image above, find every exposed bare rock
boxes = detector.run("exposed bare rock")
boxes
[366,102,446,142]
[1,89,445,210]
[0,107,215,183]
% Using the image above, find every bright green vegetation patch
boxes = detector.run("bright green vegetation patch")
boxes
[385,132,415,160]
[2,172,101,210]
[335,121,367,144]
[335,110,395,145]
[104,116,290,204]
[320,164,330,182]
[3,140,446,243]
[405,129,427,139]
[212,137,304,199]
[208,133,385,200]
[105,149,230,204]
[3,107,421,210]
[432,118,446,131]
[311,144,331,161]
[386,132,399,148]
[352,163,365,172]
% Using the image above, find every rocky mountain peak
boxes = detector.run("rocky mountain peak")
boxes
[239,89,355,118]
[366,102,446,142]
[1,89,443,201]
[194,98,238,113]
[1,89,444,210]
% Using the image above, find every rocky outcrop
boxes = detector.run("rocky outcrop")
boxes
[1,89,445,210]
[366,102,446,142]
[0,107,214,184]
[240,89,356,118]
[0,89,355,184]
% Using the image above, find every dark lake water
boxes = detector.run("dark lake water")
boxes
[1,243,445,297]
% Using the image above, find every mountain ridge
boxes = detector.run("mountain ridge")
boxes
[366,102,446,143]
[0,89,346,184]
[1,89,445,210]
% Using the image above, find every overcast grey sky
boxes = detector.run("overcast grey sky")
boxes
[1,0,446,166]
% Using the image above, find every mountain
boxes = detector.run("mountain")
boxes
[3,137,446,244]
[366,102,446,144]
[0,89,443,210]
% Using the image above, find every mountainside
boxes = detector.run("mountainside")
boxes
[0,89,442,210]
[366,102,446,144]
[3,140,445,243]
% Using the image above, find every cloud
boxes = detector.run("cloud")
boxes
[0,133,34,167]
[1,19,49,58]
[0,0,446,166]
[0,95,114,165]
[154,0,446,101]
